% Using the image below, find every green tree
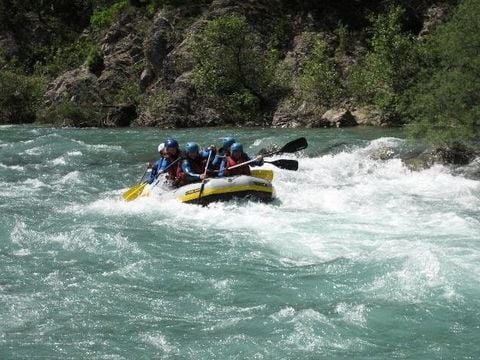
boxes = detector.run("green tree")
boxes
[192,15,276,124]
[298,34,342,107]
[0,68,45,123]
[348,6,417,121]
[407,0,480,146]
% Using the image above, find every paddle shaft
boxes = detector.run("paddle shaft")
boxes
[226,137,307,171]
[152,156,182,186]
[198,150,213,201]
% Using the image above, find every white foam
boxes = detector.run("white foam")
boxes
[0,163,24,171]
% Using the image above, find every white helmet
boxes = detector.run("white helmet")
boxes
[158,143,165,153]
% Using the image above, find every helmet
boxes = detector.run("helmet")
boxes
[230,143,243,153]
[222,136,235,148]
[185,142,199,153]
[157,143,165,153]
[164,138,178,149]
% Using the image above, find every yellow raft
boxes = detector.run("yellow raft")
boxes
[143,169,275,205]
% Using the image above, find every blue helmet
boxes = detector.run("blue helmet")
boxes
[222,137,235,148]
[230,143,243,153]
[185,142,199,153]
[164,138,178,149]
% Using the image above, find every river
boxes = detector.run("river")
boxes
[1,125,479,359]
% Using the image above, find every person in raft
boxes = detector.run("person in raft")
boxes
[211,136,235,171]
[146,138,181,184]
[176,142,213,186]
[218,143,263,177]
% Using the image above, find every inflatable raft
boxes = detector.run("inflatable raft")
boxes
[143,169,275,205]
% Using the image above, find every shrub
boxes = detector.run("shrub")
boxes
[0,69,45,124]
[298,34,342,107]
[192,15,276,123]
[85,45,104,76]
[38,101,101,127]
[406,0,480,146]
[348,6,417,120]
[91,0,129,29]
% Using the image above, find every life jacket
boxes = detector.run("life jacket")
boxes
[225,154,251,176]
[163,153,180,181]
[176,156,206,186]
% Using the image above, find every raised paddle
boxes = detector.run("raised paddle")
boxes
[266,137,308,156]
[227,157,299,171]
[227,137,307,172]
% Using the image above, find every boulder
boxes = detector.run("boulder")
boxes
[352,106,382,126]
[309,109,357,128]
[44,67,103,105]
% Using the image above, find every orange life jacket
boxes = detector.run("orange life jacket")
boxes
[225,154,251,176]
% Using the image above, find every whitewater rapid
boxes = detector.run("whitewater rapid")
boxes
[1,126,479,358]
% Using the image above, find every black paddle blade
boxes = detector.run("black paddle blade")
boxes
[266,159,299,171]
[277,137,308,155]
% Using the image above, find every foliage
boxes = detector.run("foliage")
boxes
[144,0,212,16]
[38,100,101,126]
[192,15,277,123]
[33,39,97,79]
[85,45,104,75]
[406,0,480,146]
[347,6,417,120]
[298,34,342,107]
[335,24,349,58]
[114,82,142,105]
[143,89,172,120]
[91,0,129,29]
[0,0,94,72]
[0,67,45,123]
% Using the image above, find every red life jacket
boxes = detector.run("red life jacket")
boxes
[163,153,179,180]
[225,154,251,176]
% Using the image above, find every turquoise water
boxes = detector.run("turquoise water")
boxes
[1,125,479,359]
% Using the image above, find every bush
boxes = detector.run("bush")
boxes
[85,45,104,76]
[91,0,129,29]
[34,39,98,79]
[38,101,101,127]
[348,6,417,120]
[0,69,45,124]
[298,34,342,107]
[406,0,480,146]
[192,15,276,123]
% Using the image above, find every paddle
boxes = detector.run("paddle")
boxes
[198,149,213,203]
[122,167,149,201]
[265,159,298,171]
[227,137,307,172]
[123,157,182,202]
[266,137,308,156]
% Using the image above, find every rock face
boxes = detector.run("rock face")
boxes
[44,67,102,105]
[39,0,451,128]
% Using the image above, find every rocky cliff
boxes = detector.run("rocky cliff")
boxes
[2,0,452,128]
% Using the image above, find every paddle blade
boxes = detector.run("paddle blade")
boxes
[123,183,147,202]
[277,137,308,155]
[266,159,299,171]
[250,169,274,181]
